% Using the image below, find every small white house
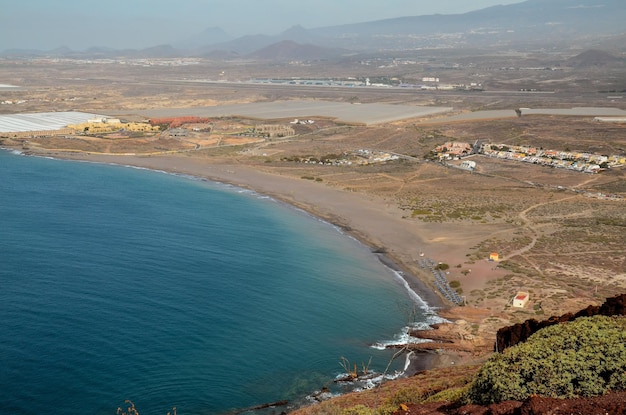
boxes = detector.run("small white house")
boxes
[513,291,530,308]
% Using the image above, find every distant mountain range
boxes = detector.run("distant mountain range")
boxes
[3,0,625,60]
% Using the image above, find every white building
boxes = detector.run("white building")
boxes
[460,160,476,171]
[513,292,530,308]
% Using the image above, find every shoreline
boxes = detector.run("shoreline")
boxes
[28,150,448,309]
[8,148,492,376]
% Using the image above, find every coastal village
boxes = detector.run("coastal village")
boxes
[434,140,626,173]
[2,111,625,176]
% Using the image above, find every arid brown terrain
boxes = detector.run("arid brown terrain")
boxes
[1,47,625,413]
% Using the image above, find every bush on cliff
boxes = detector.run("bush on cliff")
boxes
[468,315,626,404]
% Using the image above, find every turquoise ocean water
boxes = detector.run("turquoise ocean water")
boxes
[0,150,437,415]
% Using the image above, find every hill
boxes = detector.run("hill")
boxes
[4,0,625,59]
[565,49,623,68]
[246,40,346,61]
[309,0,626,49]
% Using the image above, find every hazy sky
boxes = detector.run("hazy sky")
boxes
[1,0,523,51]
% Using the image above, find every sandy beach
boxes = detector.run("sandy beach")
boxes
[53,152,457,305]
[24,149,515,370]
[43,151,511,309]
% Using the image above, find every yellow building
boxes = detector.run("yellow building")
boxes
[68,120,160,134]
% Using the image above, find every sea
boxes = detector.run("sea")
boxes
[0,149,440,415]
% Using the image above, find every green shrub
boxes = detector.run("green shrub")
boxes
[338,404,396,415]
[423,386,470,404]
[341,405,375,415]
[468,316,626,404]
[384,385,427,406]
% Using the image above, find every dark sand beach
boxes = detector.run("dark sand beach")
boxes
[50,152,448,306]
[21,149,507,376]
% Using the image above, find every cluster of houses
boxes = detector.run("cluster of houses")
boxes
[284,149,399,166]
[68,117,161,134]
[1,99,27,105]
[434,141,626,174]
[435,141,474,158]
[253,124,295,138]
[481,144,625,173]
[290,119,315,125]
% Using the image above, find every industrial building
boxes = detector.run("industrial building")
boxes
[0,111,105,135]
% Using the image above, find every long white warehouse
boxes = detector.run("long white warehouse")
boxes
[0,111,104,133]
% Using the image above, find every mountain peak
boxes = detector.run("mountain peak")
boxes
[246,40,344,61]
[278,24,318,44]
[282,25,308,34]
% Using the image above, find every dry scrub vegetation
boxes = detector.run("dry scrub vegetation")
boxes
[241,117,626,332]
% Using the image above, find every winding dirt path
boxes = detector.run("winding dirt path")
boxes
[506,195,579,262]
